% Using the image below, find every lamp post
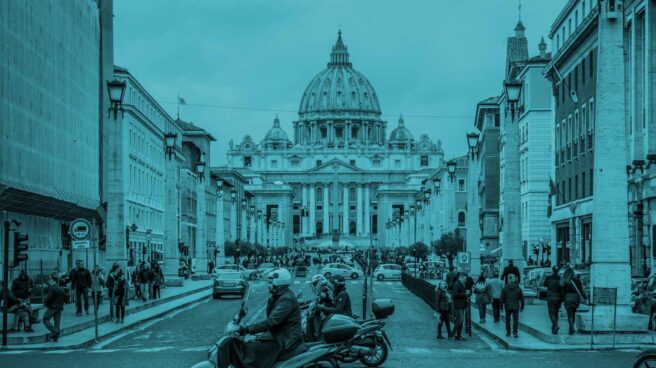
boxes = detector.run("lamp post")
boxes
[504,80,523,116]
[410,205,417,245]
[164,132,177,160]
[195,153,206,181]
[447,160,457,181]
[216,179,224,198]
[466,132,480,159]
[106,78,126,120]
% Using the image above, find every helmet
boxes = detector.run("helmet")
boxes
[311,274,325,286]
[267,268,292,289]
[332,274,346,287]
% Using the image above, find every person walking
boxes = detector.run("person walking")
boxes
[501,259,521,285]
[139,262,151,302]
[474,275,491,323]
[43,275,65,341]
[113,269,128,323]
[434,281,452,339]
[451,273,469,341]
[543,266,563,335]
[561,267,587,335]
[500,274,525,338]
[151,262,163,300]
[90,265,105,309]
[488,272,503,323]
[106,264,118,320]
[69,260,92,316]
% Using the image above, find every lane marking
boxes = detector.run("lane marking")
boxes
[44,349,82,354]
[135,346,174,353]
[0,351,30,354]
[87,349,121,353]
[181,346,211,352]
[405,347,432,354]
[450,349,475,354]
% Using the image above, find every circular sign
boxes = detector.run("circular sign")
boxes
[458,252,470,264]
[70,218,92,240]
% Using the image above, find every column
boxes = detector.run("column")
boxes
[216,196,225,265]
[364,186,370,235]
[230,201,237,241]
[345,120,351,146]
[309,184,316,236]
[501,103,522,268]
[323,184,330,234]
[301,184,308,236]
[240,205,247,241]
[342,185,349,235]
[356,185,363,235]
[363,122,369,144]
[196,180,207,271]
[577,2,646,332]
[248,214,255,244]
[163,154,181,278]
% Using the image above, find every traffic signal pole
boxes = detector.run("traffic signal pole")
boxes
[2,218,9,348]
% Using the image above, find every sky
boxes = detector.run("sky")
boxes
[113,0,568,166]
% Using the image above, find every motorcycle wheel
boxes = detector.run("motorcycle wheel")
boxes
[633,354,656,368]
[359,337,389,367]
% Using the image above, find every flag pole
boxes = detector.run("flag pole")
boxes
[177,93,180,119]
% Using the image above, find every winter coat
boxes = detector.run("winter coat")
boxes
[106,274,116,294]
[474,281,491,305]
[434,288,451,312]
[501,265,521,284]
[321,285,352,317]
[113,278,128,306]
[445,271,459,291]
[11,276,33,299]
[91,272,105,292]
[246,287,303,356]
[69,267,92,290]
[139,267,154,283]
[451,280,469,310]
[562,277,587,310]
[44,285,66,311]
[543,273,563,302]
[487,278,503,299]
[500,282,525,311]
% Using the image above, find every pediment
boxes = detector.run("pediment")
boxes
[308,158,363,174]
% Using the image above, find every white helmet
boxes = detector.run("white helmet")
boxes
[268,268,292,288]
[311,274,324,286]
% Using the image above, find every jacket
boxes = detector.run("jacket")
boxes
[563,276,587,309]
[501,265,521,284]
[91,272,105,292]
[11,276,33,299]
[500,283,525,311]
[434,288,451,312]
[543,273,563,302]
[322,286,352,317]
[451,280,468,310]
[446,271,459,291]
[246,287,302,355]
[44,285,66,311]
[474,282,491,305]
[69,267,92,290]
[487,278,503,299]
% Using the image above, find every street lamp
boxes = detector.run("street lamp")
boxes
[433,177,441,194]
[423,188,431,203]
[504,79,523,116]
[466,132,480,159]
[447,160,457,181]
[241,198,247,209]
[230,190,236,202]
[196,153,206,181]
[164,132,177,160]
[216,179,224,198]
[107,79,126,120]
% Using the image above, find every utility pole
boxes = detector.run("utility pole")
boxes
[92,218,99,342]
[2,215,10,348]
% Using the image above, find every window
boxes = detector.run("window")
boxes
[590,169,594,196]
[568,178,572,202]
[582,59,586,84]
[574,65,578,92]
[349,160,356,166]
[291,159,300,167]
[589,51,594,79]
[372,159,381,168]
[243,156,252,167]
[494,114,500,127]
[581,172,586,198]
[320,127,327,138]
[457,212,466,227]
[458,179,466,191]
[394,160,401,168]
[270,160,278,168]
[420,156,428,166]
[316,160,322,167]
[335,127,343,138]
[574,175,579,200]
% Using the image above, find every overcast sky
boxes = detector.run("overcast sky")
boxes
[113,0,567,166]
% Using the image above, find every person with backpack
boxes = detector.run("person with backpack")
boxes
[561,266,588,335]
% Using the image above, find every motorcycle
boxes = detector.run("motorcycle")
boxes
[192,286,339,368]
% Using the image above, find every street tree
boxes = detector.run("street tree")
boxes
[431,230,465,268]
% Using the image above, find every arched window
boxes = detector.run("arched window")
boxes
[458,212,466,227]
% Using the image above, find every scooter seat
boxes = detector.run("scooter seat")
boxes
[277,342,308,362]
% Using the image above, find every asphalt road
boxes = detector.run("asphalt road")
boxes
[0,272,641,368]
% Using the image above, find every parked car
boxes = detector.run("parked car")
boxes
[374,264,403,281]
[214,265,259,280]
[524,267,549,290]
[257,262,275,276]
[294,265,308,278]
[319,263,364,279]
[212,271,247,299]
[260,267,283,279]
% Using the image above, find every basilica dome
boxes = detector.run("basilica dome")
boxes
[389,116,414,143]
[263,115,292,149]
[298,31,381,119]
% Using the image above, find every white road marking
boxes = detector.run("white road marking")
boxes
[44,349,82,354]
[135,346,174,353]
[450,349,475,354]
[181,346,211,352]
[405,347,432,354]
[87,349,121,353]
[293,281,301,284]
[0,351,30,354]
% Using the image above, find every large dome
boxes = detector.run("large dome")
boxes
[298,31,381,119]
[389,116,414,143]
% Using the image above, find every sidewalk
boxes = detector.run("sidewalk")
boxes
[3,280,211,349]
[473,300,656,350]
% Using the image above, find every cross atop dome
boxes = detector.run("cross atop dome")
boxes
[329,29,352,67]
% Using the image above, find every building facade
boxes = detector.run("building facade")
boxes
[225,32,444,248]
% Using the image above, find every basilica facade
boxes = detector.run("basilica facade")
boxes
[224,32,444,248]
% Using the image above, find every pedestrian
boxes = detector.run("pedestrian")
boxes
[151,262,163,300]
[11,269,35,323]
[106,264,118,320]
[43,275,65,341]
[561,267,587,335]
[543,266,563,335]
[487,272,503,323]
[434,280,452,339]
[90,265,105,309]
[1,286,33,332]
[445,267,459,292]
[500,274,525,338]
[139,262,151,301]
[451,272,469,341]
[132,265,142,300]
[501,259,521,284]
[113,269,128,323]
[474,275,491,323]
[69,260,92,316]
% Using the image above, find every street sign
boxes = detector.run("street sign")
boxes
[593,287,617,305]
[72,240,90,249]
[70,218,92,240]
[457,251,471,272]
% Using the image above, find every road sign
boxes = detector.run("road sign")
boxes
[70,218,92,240]
[457,251,471,272]
[72,240,90,249]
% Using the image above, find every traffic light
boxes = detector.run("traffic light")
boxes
[13,232,29,266]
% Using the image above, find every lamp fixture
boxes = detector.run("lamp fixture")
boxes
[107,79,126,120]
[447,160,457,181]
[164,132,177,160]
[230,190,236,202]
[433,177,441,193]
[466,132,480,158]
[195,152,206,180]
[504,79,523,116]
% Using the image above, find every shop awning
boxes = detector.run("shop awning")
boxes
[0,184,102,222]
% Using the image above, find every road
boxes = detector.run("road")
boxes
[0,273,640,368]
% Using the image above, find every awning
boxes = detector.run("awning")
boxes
[0,185,101,222]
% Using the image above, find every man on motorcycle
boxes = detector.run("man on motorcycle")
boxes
[319,275,352,317]
[233,268,303,368]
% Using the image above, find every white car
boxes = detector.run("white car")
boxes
[214,265,259,280]
[374,264,402,281]
[319,263,364,279]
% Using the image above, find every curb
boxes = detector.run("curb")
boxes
[1,287,211,351]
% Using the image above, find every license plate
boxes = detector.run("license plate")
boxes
[223,282,236,286]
